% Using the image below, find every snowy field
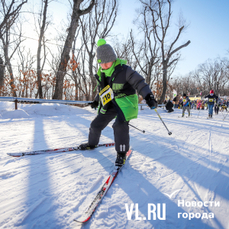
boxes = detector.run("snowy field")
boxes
[0,101,229,229]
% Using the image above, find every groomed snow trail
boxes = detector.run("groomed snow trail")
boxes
[0,102,229,229]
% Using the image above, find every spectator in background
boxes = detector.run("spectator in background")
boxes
[214,103,219,114]
[178,97,183,109]
[221,103,227,112]
[197,100,202,110]
[182,93,191,117]
[165,100,174,113]
[205,90,218,118]
[173,95,179,108]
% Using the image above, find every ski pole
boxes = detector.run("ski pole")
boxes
[197,109,200,118]
[154,108,172,135]
[129,123,145,133]
[223,111,228,121]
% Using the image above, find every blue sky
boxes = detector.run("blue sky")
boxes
[24,0,229,78]
[112,0,229,77]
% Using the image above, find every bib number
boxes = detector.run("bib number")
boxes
[209,99,213,102]
[99,85,114,106]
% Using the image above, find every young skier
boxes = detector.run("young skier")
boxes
[165,100,174,113]
[79,39,157,166]
[182,93,190,117]
[205,90,218,118]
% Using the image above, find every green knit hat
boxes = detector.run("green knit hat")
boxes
[96,39,117,64]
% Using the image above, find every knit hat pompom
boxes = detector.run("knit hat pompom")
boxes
[97,39,106,47]
[96,39,117,64]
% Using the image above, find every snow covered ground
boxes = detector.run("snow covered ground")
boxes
[0,101,229,229]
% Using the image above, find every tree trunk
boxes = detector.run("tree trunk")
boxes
[160,61,168,103]
[3,30,17,97]
[37,0,49,99]
[0,56,4,94]
[53,0,95,100]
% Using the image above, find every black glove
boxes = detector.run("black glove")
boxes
[145,93,157,109]
[89,100,99,109]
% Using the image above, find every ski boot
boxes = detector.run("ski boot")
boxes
[78,143,97,150]
[115,152,127,167]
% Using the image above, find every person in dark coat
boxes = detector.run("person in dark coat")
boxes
[205,90,218,118]
[79,39,157,166]
[214,103,219,114]
[165,100,174,113]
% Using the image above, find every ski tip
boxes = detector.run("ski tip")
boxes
[74,215,91,223]
[126,148,133,157]
[7,153,23,157]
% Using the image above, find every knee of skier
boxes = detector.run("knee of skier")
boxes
[90,119,103,131]
[112,120,129,131]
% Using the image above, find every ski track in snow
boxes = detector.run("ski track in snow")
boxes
[0,101,229,229]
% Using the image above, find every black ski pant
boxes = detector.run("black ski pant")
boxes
[88,105,129,153]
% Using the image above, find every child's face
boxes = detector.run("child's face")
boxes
[100,61,114,70]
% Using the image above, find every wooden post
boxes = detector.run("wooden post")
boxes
[15,99,18,110]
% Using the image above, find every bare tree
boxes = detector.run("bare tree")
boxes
[77,0,118,100]
[170,57,229,97]
[0,56,4,92]
[0,22,25,96]
[36,0,50,99]
[0,0,27,96]
[52,0,95,100]
[196,59,229,96]
[130,5,160,89]
[0,0,27,37]
[67,35,89,100]
[17,45,36,97]
[113,37,137,68]
[140,0,190,103]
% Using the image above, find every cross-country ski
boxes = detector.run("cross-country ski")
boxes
[7,142,115,157]
[74,149,133,223]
